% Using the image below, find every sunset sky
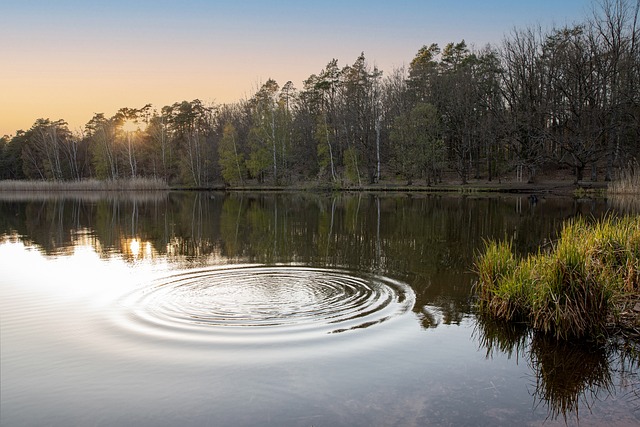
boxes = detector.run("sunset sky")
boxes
[1,0,594,137]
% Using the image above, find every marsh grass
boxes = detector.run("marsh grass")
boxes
[0,190,168,203]
[0,178,169,192]
[474,240,516,310]
[608,163,640,213]
[475,216,640,340]
[609,162,640,195]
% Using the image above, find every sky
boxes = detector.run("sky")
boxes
[1,0,595,137]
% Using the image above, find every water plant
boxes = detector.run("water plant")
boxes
[475,215,640,341]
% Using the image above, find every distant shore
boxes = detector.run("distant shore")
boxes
[0,176,612,196]
[174,176,608,196]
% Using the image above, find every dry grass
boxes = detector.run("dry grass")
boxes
[609,163,640,213]
[0,190,168,202]
[0,178,169,192]
[609,162,640,195]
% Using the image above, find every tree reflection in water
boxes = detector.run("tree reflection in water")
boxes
[2,191,637,422]
[474,316,639,423]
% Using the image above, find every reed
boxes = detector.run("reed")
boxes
[0,190,168,203]
[609,162,640,213]
[608,162,640,195]
[475,215,640,340]
[0,178,169,192]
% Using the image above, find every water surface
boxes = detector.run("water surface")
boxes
[1,192,638,426]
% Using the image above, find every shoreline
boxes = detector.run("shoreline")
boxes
[0,177,604,195]
[212,180,605,195]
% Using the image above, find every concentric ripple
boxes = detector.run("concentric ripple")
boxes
[116,265,415,344]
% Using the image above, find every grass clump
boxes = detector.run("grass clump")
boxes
[474,241,535,322]
[475,216,640,341]
[531,232,609,339]
[474,240,517,308]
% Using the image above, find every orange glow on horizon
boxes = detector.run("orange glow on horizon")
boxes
[0,67,261,137]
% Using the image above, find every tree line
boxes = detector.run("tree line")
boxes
[1,0,638,186]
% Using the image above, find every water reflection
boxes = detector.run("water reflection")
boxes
[115,265,414,346]
[474,316,639,423]
[473,315,530,360]
[609,194,640,214]
[1,191,637,425]
[0,192,621,317]
[530,335,614,422]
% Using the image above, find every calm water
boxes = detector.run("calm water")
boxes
[1,192,638,426]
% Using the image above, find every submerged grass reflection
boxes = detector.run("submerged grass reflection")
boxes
[473,314,530,360]
[475,315,639,423]
[529,335,613,423]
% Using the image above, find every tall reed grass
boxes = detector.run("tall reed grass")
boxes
[608,162,640,213]
[608,162,640,195]
[0,178,169,192]
[474,216,640,340]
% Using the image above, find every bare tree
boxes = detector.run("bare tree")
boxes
[499,27,550,182]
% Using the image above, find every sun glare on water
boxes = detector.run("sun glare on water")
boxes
[0,239,162,307]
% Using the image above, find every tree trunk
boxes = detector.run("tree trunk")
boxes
[575,164,585,183]
[232,133,244,185]
[375,120,381,183]
[325,116,336,182]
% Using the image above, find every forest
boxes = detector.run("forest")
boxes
[1,0,638,188]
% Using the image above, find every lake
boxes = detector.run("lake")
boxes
[1,191,638,426]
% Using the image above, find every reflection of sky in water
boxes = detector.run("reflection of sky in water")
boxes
[1,194,638,426]
[0,238,163,305]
